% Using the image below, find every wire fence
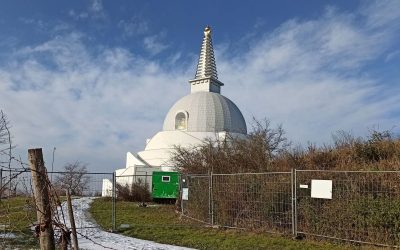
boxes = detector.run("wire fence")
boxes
[0,169,37,248]
[181,175,210,224]
[213,172,292,234]
[296,170,400,247]
[112,174,153,204]
[182,170,400,247]
[0,168,115,249]
[2,167,400,248]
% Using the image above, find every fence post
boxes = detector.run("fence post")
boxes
[0,168,2,201]
[180,175,185,214]
[9,169,11,198]
[29,148,55,250]
[66,189,79,250]
[291,168,294,236]
[112,172,116,231]
[294,169,298,237]
[209,171,214,225]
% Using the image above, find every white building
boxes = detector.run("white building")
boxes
[102,26,247,196]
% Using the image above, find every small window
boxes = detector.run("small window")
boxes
[162,176,170,182]
[175,112,187,130]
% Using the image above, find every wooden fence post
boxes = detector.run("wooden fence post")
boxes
[66,189,79,250]
[29,148,55,250]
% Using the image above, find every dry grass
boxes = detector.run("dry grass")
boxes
[172,120,400,246]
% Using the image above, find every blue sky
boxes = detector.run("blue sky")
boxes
[1,0,400,172]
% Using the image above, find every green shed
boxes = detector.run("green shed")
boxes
[151,171,180,199]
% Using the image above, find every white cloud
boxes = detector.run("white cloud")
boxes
[1,1,400,172]
[143,34,169,55]
[90,0,103,13]
[118,18,149,38]
[360,0,400,29]
[69,0,106,21]
[216,3,400,144]
[69,10,89,20]
[1,33,189,171]
[385,50,400,62]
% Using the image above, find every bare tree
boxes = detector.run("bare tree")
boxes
[0,110,16,198]
[172,118,290,174]
[0,110,13,168]
[55,161,90,196]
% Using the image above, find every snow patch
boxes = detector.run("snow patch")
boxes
[61,197,194,250]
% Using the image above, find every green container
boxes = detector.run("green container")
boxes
[152,171,180,199]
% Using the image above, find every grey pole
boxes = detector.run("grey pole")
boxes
[9,169,11,197]
[209,171,214,225]
[112,172,117,231]
[294,169,298,237]
[291,168,295,236]
[50,147,56,182]
[0,168,3,201]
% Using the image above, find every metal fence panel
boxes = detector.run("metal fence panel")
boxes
[4,167,400,248]
[115,174,152,193]
[56,172,115,233]
[295,170,400,247]
[181,175,210,223]
[212,172,292,234]
[182,172,293,234]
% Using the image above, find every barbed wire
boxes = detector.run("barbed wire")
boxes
[0,110,114,249]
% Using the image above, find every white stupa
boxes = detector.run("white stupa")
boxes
[103,26,247,195]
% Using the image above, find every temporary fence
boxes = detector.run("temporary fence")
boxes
[2,167,400,248]
[182,170,400,247]
[181,174,210,223]
[115,174,152,193]
[113,174,153,211]
[295,170,400,247]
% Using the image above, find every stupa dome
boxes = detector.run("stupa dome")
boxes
[137,26,248,168]
[162,91,247,134]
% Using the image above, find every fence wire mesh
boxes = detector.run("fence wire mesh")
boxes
[213,173,293,234]
[3,167,400,248]
[183,170,400,247]
[181,175,210,224]
[295,170,400,247]
[115,174,152,199]
[182,172,293,234]
[0,169,36,248]
[0,168,115,248]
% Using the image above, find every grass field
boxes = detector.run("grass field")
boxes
[0,197,380,249]
[0,196,38,248]
[90,198,369,250]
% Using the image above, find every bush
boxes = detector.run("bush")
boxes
[116,179,151,202]
[173,120,400,244]
[172,118,290,174]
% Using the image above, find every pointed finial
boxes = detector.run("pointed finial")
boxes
[204,25,211,37]
[188,25,224,94]
[193,25,218,80]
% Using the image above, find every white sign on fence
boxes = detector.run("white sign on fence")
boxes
[182,188,189,200]
[311,179,332,199]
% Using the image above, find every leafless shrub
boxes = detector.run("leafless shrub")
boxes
[55,161,90,196]
[172,118,290,174]
[177,117,400,245]
[116,179,151,202]
[0,110,13,168]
